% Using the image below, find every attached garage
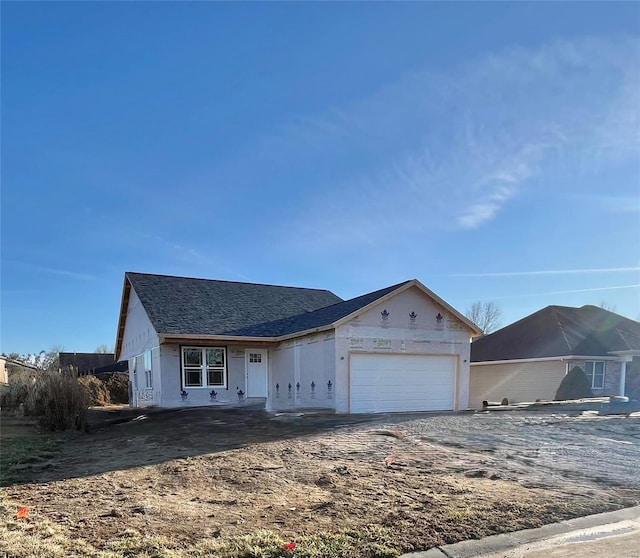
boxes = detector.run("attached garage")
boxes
[468,360,567,409]
[349,353,457,413]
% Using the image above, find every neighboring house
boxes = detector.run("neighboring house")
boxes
[469,305,640,408]
[0,356,39,384]
[0,356,7,384]
[59,352,125,376]
[115,272,481,413]
[0,355,9,384]
[91,361,129,377]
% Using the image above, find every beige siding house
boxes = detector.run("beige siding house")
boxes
[469,305,640,408]
[469,359,566,409]
[0,356,39,384]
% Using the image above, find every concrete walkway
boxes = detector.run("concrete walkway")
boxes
[403,506,640,558]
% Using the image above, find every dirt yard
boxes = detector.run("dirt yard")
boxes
[2,408,640,556]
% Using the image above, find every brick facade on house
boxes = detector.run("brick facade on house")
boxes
[565,359,622,396]
[625,357,640,401]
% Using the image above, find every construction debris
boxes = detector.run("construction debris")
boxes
[480,396,640,415]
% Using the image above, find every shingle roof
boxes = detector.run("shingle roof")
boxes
[471,305,640,362]
[59,352,116,373]
[92,361,129,375]
[126,272,344,336]
[223,281,412,337]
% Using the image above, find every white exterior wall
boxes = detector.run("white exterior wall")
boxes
[268,332,336,411]
[268,343,295,410]
[138,286,472,412]
[334,286,473,413]
[120,288,159,361]
[120,287,161,407]
[159,344,250,407]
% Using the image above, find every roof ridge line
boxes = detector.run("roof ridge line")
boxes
[305,280,412,312]
[552,307,575,353]
[126,271,338,294]
[220,280,413,336]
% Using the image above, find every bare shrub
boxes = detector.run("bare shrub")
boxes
[78,375,111,406]
[0,369,37,414]
[25,373,90,431]
[105,372,129,404]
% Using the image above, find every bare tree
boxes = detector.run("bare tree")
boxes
[38,345,64,371]
[466,301,502,334]
[599,301,617,313]
[94,344,112,353]
[2,346,63,371]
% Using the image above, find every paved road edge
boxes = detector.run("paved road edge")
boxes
[401,505,640,558]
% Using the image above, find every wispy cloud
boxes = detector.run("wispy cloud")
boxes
[264,36,639,254]
[449,266,640,278]
[5,261,97,281]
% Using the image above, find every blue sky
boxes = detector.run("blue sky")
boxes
[2,2,639,355]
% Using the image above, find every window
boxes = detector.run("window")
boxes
[584,361,605,389]
[144,350,153,389]
[249,353,262,363]
[182,347,226,388]
[132,358,138,390]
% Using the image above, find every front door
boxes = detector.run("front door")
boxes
[246,349,268,397]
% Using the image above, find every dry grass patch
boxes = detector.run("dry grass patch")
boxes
[3,410,638,557]
[0,417,65,487]
[0,493,398,558]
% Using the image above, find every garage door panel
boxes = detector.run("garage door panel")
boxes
[350,354,456,413]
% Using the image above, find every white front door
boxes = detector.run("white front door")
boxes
[246,349,268,397]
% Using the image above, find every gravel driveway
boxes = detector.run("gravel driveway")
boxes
[370,411,640,491]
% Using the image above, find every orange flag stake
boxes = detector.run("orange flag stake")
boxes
[16,507,28,519]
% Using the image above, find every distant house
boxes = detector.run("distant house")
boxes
[58,352,127,376]
[115,272,481,412]
[0,356,7,385]
[469,305,640,408]
[0,355,39,384]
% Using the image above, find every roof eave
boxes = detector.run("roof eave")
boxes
[114,275,132,362]
[159,333,279,344]
[160,325,337,344]
[276,324,335,342]
[411,279,483,335]
[331,280,414,329]
[472,354,625,365]
[332,279,481,335]
[608,349,640,362]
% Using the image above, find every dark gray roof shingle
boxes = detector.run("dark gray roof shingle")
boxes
[471,305,640,362]
[126,272,344,336]
[59,352,116,373]
[224,281,411,336]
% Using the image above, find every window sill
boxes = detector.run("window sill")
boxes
[183,386,228,390]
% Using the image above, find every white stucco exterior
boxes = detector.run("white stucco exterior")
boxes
[119,287,160,407]
[120,282,476,413]
[333,286,472,412]
[264,286,474,412]
[267,332,336,411]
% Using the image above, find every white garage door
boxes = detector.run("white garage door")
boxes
[350,353,456,413]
